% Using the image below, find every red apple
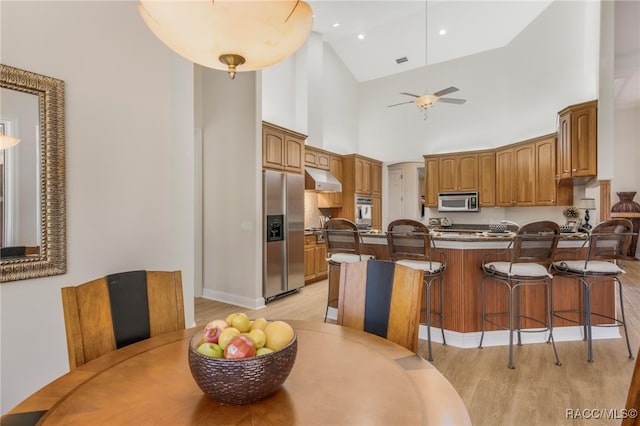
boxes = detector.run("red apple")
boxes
[224,335,256,359]
[203,319,229,343]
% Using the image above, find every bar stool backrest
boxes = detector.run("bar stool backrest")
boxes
[324,218,361,256]
[586,219,633,263]
[511,221,561,264]
[387,219,433,262]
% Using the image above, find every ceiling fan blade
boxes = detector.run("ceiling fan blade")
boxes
[433,86,459,97]
[437,97,466,105]
[400,92,420,98]
[387,101,415,107]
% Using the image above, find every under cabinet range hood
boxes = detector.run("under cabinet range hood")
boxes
[304,167,342,192]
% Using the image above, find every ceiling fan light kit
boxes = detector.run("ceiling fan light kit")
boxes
[138,0,313,80]
[388,86,467,117]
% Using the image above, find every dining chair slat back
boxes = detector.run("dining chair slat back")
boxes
[337,260,423,353]
[61,270,185,370]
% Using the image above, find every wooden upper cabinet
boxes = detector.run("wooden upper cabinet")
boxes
[495,149,514,207]
[557,100,597,180]
[535,135,557,206]
[478,152,495,207]
[438,153,478,192]
[355,157,372,194]
[496,143,535,206]
[284,134,304,173]
[372,161,382,196]
[262,122,306,174]
[424,156,438,207]
[304,146,330,170]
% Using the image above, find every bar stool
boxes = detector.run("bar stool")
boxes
[551,218,635,362]
[323,219,374,322]
[479,221,562,369]
[387,219,446,361]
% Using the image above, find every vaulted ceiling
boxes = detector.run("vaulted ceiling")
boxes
[308,0,639,106]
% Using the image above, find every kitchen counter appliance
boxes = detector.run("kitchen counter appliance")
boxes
[355,195,373,229]
[438,192,479,212]
[263,170,305,302]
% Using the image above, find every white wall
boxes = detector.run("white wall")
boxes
[613,104,640,196]
[0,1,196,414]
[199,67,263,308]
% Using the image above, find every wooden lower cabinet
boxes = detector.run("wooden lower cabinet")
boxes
[304,235,328,284]
[350,239,615,333]
[439,246,613,332]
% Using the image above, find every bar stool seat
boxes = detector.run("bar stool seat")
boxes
[479,220,562,369]
[323,219,374,322]
[551,218,635,363]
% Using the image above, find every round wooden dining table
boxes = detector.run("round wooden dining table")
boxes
[4,320,471,425]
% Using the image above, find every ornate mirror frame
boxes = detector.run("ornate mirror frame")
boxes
[1,64,66,282]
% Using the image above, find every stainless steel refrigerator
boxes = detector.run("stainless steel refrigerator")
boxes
[263,170,305,302]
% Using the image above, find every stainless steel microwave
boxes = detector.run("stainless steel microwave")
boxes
[438,192,479,212]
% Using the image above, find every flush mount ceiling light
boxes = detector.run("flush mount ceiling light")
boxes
[138,0,313,80]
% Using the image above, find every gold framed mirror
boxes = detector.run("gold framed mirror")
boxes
[1,64,66,282]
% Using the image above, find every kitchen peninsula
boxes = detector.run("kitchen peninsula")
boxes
[326,227,615,348]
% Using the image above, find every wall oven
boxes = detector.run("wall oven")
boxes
[355,195,372,229]
[438,192,479,212]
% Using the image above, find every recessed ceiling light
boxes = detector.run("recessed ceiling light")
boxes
[439,29,447,35]
[332,22,340,28]
[357,34,365,40]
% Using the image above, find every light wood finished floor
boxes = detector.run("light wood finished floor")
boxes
[195,259,640,426]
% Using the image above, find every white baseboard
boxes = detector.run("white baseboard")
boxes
[201,288,266,310]
[420,324,621,348]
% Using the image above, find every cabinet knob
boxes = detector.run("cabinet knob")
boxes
[572,169,577,172]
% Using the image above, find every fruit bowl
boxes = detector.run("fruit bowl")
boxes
[188,330,297,405]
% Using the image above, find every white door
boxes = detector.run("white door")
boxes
[387,168,404,222]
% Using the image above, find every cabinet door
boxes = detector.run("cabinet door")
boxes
[495,149,514,206]
[316,152,330,170]
[329,156,343,207]
[263,127,285,170]
[571,104,597,177]
[535,136,557,205]
[557,113,571,179]
[372,162,382,195]
[372,195,382,230]
[513,143,535,206]
[478,152,495,207]
[304,150,318,168]
[315,244,328,277]
[438,157,458,192]
[304,245,316,281]
[458,154,478,191]
[284,134,304,173]
[424,157,438,207]
[355,158,372,194]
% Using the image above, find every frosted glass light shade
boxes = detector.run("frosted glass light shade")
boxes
[0,134,20,150]
[138,0,313,78]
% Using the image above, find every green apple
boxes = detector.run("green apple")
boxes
[197,342,223,358]
[256,347,274,356]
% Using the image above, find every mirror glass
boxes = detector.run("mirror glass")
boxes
[1,88,41,252]
[1,64,66,282]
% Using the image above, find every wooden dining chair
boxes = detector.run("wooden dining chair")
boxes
[61,270,185,370]
[337,259,424,353]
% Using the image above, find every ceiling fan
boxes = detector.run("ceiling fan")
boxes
[388,86,466,110]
